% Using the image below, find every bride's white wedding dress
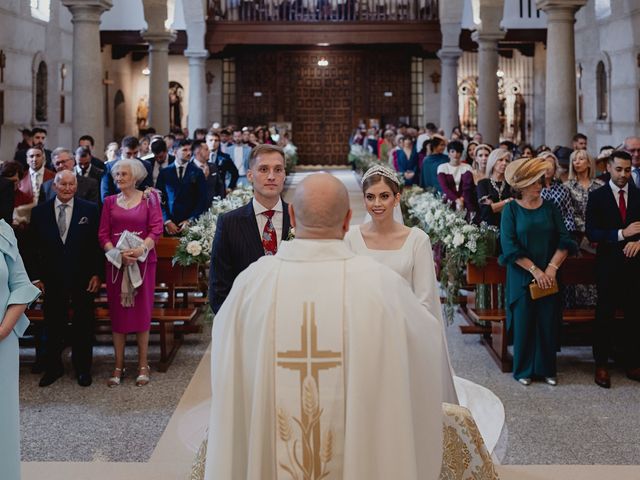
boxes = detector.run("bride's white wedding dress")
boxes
[344,224,505,453]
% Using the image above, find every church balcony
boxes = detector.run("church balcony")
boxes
[205,0,440,53]
[207,0,438,23]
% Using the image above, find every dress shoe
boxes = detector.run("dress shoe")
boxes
[544,377,558,386]
[39,370,63,387]
[594,367,611,389]
[517,377,532,386]
[626,367,640,382]
[77,373,92,387]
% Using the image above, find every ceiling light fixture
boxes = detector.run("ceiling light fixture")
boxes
[317,57,329,67]
[142,67,150,76]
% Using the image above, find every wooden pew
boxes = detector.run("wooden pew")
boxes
[24,237,202,372]
[463,254,616,372]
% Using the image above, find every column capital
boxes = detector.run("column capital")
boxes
[471,30,506,44]
[537,0,587,19]
[184,50,209,60]
[437,47,462,63]
[141,30,177,46]
[62,0,112,22]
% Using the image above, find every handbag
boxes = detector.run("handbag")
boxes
[529,280,559,300]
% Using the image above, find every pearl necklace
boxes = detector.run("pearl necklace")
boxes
[117,192,136,209]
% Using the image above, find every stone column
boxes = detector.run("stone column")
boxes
[437,47,462,137]
[185,50,209,134]
[62,0,112,154]
[537,0,587,147]
[472,31,504,146]
[141,31,176,134]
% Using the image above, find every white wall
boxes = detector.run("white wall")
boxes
[0,0,73,160]
[575,0,640,151]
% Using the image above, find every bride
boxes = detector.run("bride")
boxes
[344,164,505,452]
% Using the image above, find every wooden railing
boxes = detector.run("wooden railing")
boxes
[207,0,438,22]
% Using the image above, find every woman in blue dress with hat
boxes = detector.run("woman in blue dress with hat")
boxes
[0,219,41,479]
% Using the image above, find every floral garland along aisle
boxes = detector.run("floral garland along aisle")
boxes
[350,146,498,323]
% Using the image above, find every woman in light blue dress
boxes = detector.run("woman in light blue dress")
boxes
[0,219,41,480]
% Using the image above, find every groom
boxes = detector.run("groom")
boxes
[204,173,445,480]
[208,144,290,313]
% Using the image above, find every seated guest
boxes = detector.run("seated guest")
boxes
[540,151,576,233]
[100,136,153,201]
[501,157,576,386]
[30,171,102,387]
[205,131,239,192]
[476,148,514,227]
[520,144,535,159]
[465,140,478,166]
[39,148,100,205]
[74,146,104,182]
[437,140,477,217]
[18,146,54,206]
[379,129,395,163]
[420,135,448,191]
[586,150,640,388]
[203,173,445,480]
[393,136,418,186]
[155,139,208,235]
[192,139,226,203]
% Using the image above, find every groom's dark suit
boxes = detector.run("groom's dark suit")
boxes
[30,197,102,376]
[209,200,290,313]
[586,182,640,369]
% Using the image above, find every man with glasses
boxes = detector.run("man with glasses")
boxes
[39,148,100,204]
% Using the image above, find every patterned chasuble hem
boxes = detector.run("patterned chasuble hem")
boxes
[275,264,346,480]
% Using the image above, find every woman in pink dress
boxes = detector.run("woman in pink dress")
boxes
[98,158,163,387]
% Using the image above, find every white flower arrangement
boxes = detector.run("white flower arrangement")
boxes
[403,188,499,322]
[173,186,255,267]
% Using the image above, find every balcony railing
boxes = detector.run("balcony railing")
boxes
[207,0,438,22]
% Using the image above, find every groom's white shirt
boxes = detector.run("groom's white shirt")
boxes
[205,238,445,480]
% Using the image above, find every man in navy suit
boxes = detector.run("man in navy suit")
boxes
[586,150,640,388]
[209,144,290,313]
[100,136,153,201]
[30,171,102,387]
[228,130,252,187]
[156,139,208,235]
[206,130,239,192]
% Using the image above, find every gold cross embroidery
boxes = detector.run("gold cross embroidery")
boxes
[277,302,342,479]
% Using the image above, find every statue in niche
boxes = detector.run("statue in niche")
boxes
[169,81,184,131]
[136,95,149,129]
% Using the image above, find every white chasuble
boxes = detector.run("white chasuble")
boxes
[204,239,444,480]
[275,264,345,480]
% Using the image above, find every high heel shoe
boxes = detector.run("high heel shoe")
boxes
[107,367,125,388]
[136,366,151,387]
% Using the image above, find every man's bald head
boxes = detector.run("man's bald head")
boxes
[290,173,351,239]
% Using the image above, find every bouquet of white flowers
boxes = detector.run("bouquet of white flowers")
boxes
[173,186,254,267]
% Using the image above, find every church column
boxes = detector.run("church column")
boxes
[437,47,462,137]
[61,0,112,154]
[185,51,209,133]
[141,31,176,134]
[537,0,586,147]
[471,31,504,146]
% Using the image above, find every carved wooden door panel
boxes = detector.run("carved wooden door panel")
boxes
[287,51,363,165]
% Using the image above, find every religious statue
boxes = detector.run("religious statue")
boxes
[136,95,148,129]
[169,81,184,131]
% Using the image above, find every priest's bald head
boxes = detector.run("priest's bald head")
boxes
[289,173,352,239]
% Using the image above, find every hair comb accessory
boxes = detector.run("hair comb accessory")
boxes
[361,164,401,186]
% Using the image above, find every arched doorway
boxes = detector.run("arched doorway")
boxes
[113,90,126,143]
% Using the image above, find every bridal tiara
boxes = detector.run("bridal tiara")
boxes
[361,164,401,186]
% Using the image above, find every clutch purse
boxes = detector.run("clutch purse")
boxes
[529,280,559,300]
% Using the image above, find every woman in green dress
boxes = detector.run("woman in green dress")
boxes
[0,219,41,480]
[499,158,577,386]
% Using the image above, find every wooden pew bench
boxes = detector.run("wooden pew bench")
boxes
[462,255,618,372]
[23,238,203,372]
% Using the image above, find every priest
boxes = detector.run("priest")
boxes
[204,173,446,480]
